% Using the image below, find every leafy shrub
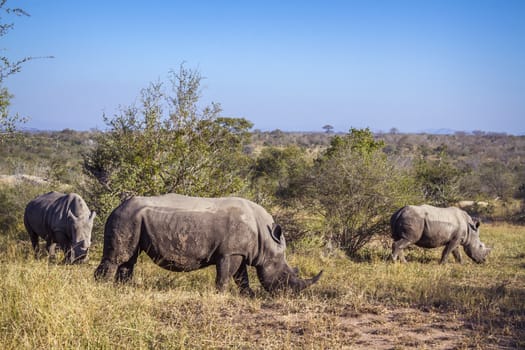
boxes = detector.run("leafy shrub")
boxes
[0,183,53,239]
[414,151,463,206]
[250,145,311,207]
[307,128,421,256]
[83,65,253,219]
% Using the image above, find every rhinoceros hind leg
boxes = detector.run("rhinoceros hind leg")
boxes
[392,238,411,263]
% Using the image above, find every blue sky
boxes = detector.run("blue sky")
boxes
[3,0,525,133]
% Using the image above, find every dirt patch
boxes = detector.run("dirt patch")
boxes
[218,303,487,349]
[335,307,466,349]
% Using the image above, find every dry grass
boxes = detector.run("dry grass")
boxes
[0,223,524,349]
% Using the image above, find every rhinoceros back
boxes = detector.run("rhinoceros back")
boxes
[391,205,467,248]
[102,194,277,268]
[24,191,90,243]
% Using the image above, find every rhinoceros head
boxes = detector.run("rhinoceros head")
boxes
[256,224,323,293]
[67,210,96,263]
[463,220,492,264]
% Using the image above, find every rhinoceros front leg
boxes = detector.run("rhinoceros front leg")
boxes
[116,248,140,283]
[233,260,255,297]
[63,244,72,264]
[392,238,411,263]
[94,259,118,281]
[439,239,461,264]
[26,228,42,259]
[216,255,254,297]
[452,247,463,264]
[46,241,57,262]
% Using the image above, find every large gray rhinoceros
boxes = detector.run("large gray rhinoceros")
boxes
[24,191,96,263]
[390,204,492,264]
[94,194,322,295]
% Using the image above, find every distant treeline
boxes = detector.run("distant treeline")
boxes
[1,127,524,257]
[2,128,524,205]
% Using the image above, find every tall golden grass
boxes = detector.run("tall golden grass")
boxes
[0,223,523,349]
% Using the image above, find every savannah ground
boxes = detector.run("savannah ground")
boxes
[1,223,524,349]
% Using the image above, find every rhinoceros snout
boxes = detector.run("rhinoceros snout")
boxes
[73,252,89,264]
[69,245,89,264]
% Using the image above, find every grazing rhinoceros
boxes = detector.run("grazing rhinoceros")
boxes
[24,191,96,263]
[94,194,322,295]
[390,204,491,264]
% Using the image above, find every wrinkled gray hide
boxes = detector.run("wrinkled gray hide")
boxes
[24,191,96,263]
[391,204,492,264]
[94,194,322,295]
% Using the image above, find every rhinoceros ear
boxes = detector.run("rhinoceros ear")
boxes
[269,223,283,244]
[469,221,481,232]
[67,209,78,222]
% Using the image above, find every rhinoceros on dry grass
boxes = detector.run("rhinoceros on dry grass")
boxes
[390,204,492,264]
[24,191,96,263]
[94,194,322,295]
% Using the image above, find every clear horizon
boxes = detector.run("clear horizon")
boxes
[3,1,525,134]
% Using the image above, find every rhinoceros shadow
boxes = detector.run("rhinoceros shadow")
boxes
[349,245,436,264]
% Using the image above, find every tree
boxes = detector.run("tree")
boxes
[414,150,463,206]
[309,128,420,256]
[322,124,334,134]
[478,161,516,199]
[0,1,30,142]
[0,87,27,144]
[84,65,253,218]
[250,145,310,207]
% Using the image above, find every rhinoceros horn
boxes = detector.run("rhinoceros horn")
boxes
[288,270,324,292]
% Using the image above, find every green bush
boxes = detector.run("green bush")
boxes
[308,128,422,256]
[83,65,253,219]
[250,145,311,207]
[0,183,53,240]
[414,151,464,206]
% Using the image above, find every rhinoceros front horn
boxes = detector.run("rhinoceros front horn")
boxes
[290,270,323,292]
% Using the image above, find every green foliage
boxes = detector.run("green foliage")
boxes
[414,150,463,206]
[0,41,28,144]
[0,183,53,239]
[310,128,421,256]
[0,87,26,144]
[323,127,384,159]
[250,145,311,206]
[478,161,517,199]
[0,0,32,82]
[0,1,32,142]
[83,65,253,218]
